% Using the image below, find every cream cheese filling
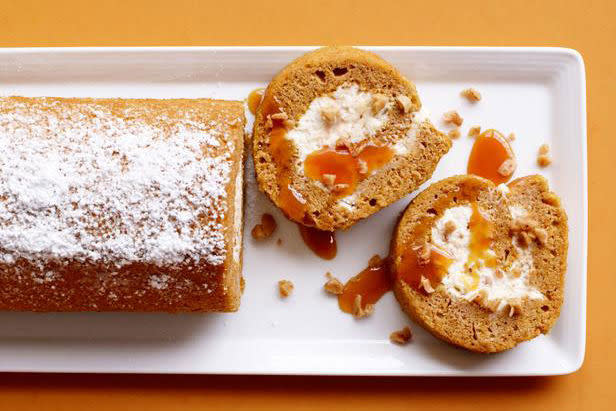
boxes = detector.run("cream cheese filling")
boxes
[432,204,544,311]
[285,83,392,162]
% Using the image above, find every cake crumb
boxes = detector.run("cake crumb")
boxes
[389,326,413,345]
[461,88,481,102]
[395,95,412,114]
[352,294,374,318]
[507,132,516,142]
[324,272,344,295]
[497,158,517,177]
[251,213,277,240]
[419,275,435,294]
[468,126,481,138]
[537,144,552,167]
[443,110,463,126]
[537,154,552,167]
[448,128,461,139]
[278,280,294,298]
[371,94,389,114]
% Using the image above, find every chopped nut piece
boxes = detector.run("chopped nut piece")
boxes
[320,102,339,125]
[368,254,383,268]
[534,228,548,245]
[510,216,547,247]
[347,140,368,157]
[485,298,501,313]
[265,115,273,129]
[278,280,294,298]
[335,137,350,150]
[270,112,288,121]
[415,242,431,265]
[538,144,550,155]
[251,213,277,240]
[357,158,368,175]
[283,118,296,129]
[473,289,488,304]
[389,326,413,345]
[324,272,344,295]
[395,95,412,114]
[332,183,349,193]
[518,231,531,247]
[371,94,389,114]
[448,128,461,139]
[508,298,522,317]
[537,154,552,167]
[507,132,516,142]
[468,126,481,138]
[322,173,337,189]
[352,294,374,318]
[443,110,463,127]
[419,275,435,294]
[461,88,482,102]
[443,220,456,240]
[497,158,517,177]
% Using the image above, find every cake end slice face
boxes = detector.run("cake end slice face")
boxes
[253,46,451,231]
[389,174,568,352]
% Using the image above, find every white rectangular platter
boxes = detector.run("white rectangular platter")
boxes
[0,47,586,376]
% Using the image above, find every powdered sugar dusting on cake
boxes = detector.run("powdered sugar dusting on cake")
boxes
[0,97,237,267]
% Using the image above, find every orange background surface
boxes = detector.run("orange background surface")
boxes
[0,0,613,409]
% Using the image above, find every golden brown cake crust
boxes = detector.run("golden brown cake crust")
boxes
[0,96,245,312]
[389,175,568,352]
[253,46,451,230]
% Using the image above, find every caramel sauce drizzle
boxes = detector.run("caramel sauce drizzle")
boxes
[393,180,498,292]
[338,257,392,313]
[247,88,265,115]
[467,129,514,184]
[304,145,393,197]
[298,225,337,260]
[262,94,310,224]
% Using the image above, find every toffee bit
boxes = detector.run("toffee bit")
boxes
[389,326,413,345]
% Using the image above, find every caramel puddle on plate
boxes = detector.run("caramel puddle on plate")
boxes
[247,87,264,115]
[298,225,337,260]
[338,257,392,313]
[467,129,514,184]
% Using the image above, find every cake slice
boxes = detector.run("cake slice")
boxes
[253,46,451,230]
[389,175,568,352]
[0,96,245,312]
